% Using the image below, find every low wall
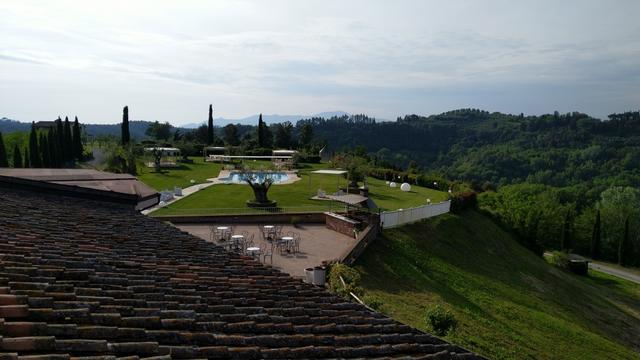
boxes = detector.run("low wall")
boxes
[325,212,361,238]
[340,214,381,266]
[154,212,329,224]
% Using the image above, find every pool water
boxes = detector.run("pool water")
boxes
[223,172,289,184]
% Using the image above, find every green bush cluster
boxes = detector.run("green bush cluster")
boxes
[548,251,570,270]
[449,191,477,213]
[425,304,458,336]
[327,263,364,298]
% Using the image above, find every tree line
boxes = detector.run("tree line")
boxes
[0,117,84,168]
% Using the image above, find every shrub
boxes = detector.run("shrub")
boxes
[245,147,272,156]
[296,152,321,163]
[450,191,477,213]
[549,251,570,270]
[425,304,457,336]
[327,263,364,298]
[362,294,384,311]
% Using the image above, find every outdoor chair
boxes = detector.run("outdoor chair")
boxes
[261,243,273,264]
[209,226,217,242]
[245,233,255,248]
[292,233,301,254]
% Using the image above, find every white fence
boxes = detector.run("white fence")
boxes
[380,200,451,229]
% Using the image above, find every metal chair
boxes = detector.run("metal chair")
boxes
[261,242,273,264]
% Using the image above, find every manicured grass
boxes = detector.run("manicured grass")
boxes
[149,161,447,215]
[355,211,640,359]
[137,157,222,191]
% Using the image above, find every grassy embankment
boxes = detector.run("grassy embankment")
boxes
[355,210,640,359]
[145,158,447,215]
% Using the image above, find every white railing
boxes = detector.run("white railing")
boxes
[380,200,451,229]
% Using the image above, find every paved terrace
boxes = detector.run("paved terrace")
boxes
[175,223,357,278]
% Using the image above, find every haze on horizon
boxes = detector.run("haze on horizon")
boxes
[1,0,639,125]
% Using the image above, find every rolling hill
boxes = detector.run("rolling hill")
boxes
[355,211,640,359]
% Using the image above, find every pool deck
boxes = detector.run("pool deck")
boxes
[173,223,357,278]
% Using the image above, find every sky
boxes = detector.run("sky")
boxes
[1,0,639,125]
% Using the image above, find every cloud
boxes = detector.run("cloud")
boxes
[0,0,639,122]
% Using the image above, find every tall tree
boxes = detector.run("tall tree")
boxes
[55,117,64,165]
[262,121,273,148]
[145,121,173,141]
[274,121,293,148]
[29,122,41,167]
[590,209,601,259]
[63,117,73,163]
[40,132,50,167]
[207,104,214,145]
[72,116,83,160]
[257,114,264,147]
[0,132,7,167]
[48,129,59,168]
[298,123,313,148]
[619,217,631,266]
[224,124,240,146]
[194,124,209,144]
[23,147,29,168]
[121,106,130,145]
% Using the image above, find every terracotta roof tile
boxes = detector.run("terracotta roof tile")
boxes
[0,188,482,359]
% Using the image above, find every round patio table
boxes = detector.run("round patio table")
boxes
[246,246,260,255]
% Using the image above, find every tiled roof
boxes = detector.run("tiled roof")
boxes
[0,169,159,211]
[0,188,481,359]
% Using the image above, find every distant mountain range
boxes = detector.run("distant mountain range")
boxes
[181,111,350,128]
[0,111,351,137]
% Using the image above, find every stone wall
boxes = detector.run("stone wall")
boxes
[325,212,360,238]
[155,212,328,224]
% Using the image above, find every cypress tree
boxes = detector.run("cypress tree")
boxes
[121,106,130,145]
[257,114,264,147]
[0,132,7,167]
[48,130,59,168]
[591,209,601,259]
[63,117,73,163]
[72,116,83,160]
[23,147,29,168]
[12,144,22,168]
[29,122,41,167]
[207,105,214,145]
[619,217,631,266]
[55,117,64,165]
[40,132,50,167]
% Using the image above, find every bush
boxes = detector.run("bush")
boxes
[245,147,272,156]
[425,304,457,336]
[549,251,570,270]
[296,152,321,163]
[327,263,364,298]
[362,294,384,311]
[450,191,478,213]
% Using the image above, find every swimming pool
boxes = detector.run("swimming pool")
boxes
[222,171,289,184]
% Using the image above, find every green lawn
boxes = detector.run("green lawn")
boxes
[148,160,447,216]
[137,157,222,191]
[355,210,640,359]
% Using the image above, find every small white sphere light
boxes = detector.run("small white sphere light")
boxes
[390,182,397,188]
